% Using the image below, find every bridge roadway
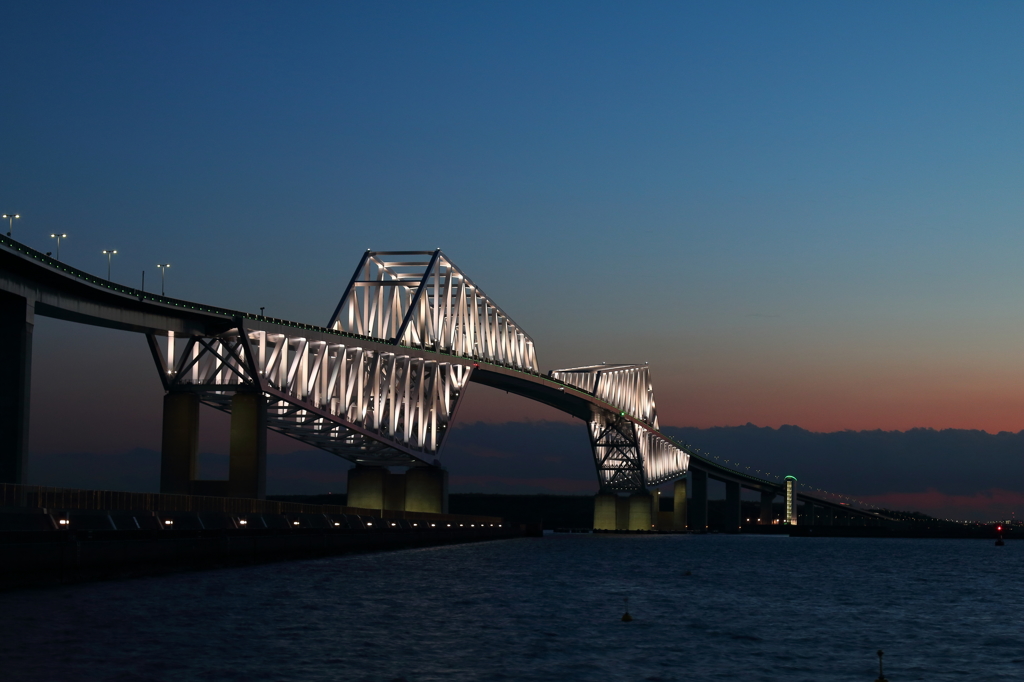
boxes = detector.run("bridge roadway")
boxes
[0,235,881,528]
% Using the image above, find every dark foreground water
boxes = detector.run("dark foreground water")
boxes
[1,534,1021,681]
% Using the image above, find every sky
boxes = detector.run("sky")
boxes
[3,2,1023,519]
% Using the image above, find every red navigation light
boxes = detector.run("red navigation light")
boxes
[996,525,1003,532]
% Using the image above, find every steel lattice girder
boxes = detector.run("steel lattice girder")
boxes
[588,412,645,491]
[550,364,659,428]
[327,250,539,375]
[552,364,689,490]
[146,319,471,467]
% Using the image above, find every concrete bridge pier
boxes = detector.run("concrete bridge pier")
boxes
[689,469,708,531]
[804,500,816,526]
[347,466,390,511]
[594,492,618,530]
[673,478,688,530]
[628,490,654,530]
[160,391,200,495]
[759,491,775,525]
[348,465,447,513]
[615,495,629,529]
[724,481,742,532]
[0,292,32,485]
[405,466,448,514]
[228,392,267,499]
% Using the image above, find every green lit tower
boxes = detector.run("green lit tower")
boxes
[784,475,798,525]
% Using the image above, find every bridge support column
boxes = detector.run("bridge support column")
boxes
[405,467,447,514]
[347,465,387,511]
[228,392,266,499]
[759,491,775,525]
[725,481,742,533]
[804,500,815,526]
[689,469,708,531]
[824,506,834,526]
[672,478,687,530]
[594,492,618,530]
[160,391,200,495]
[0,292,32,484]
[615,495,629,530]
[628,491,653,531]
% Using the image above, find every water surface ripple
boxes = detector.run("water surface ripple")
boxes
[1,535,1020,681]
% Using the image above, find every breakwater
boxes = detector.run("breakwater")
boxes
[0,483,523,588]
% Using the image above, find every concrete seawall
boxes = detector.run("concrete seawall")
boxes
[0,483,528,588]
[1,521,524,589]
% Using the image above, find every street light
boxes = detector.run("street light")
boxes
[102,249,118,280]
[2,214,20,237]
[50,233,67,261]
[156,263,170,296]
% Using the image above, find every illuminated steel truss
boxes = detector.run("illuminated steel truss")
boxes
[328,250,539,374]
[551,364,659,428]
[140,251,690,488]
[146,321,470,466]
[551,364,689,491]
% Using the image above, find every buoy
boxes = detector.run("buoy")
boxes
[996,537,1005,546]
[621,597,633,622]
[875,649,888,682]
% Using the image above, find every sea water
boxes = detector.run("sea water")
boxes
[0,534,1020,681]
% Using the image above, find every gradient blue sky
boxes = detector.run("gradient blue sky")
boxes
[3,3,1024,514]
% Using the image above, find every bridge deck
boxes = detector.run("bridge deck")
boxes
[0,235,879,517]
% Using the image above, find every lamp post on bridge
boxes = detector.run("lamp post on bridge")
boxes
[156,263,170,295]
[2,213,20,237]
[102,249,118,280]
[50,233,67,261]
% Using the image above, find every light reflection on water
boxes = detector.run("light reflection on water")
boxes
[1,534,1021,681]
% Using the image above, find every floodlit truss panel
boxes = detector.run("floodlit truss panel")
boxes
[328,250,539,374]
[641,431,690,487]
[146,320,471,466]
[553,363,688,490]
[549,364,659,428]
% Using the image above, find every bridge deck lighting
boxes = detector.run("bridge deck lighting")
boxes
[58,518,69,525]
[238,519,247,525]
[164,519,173,526]
[334,522,341,526]
[156,263,170,295]
[50,233,67,260]
[3,213,20,237]
[366,522,372,526]
[101,249,118,280]
[292,521,300,526]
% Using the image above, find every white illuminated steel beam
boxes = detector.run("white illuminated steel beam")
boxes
[327,250,539,375]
